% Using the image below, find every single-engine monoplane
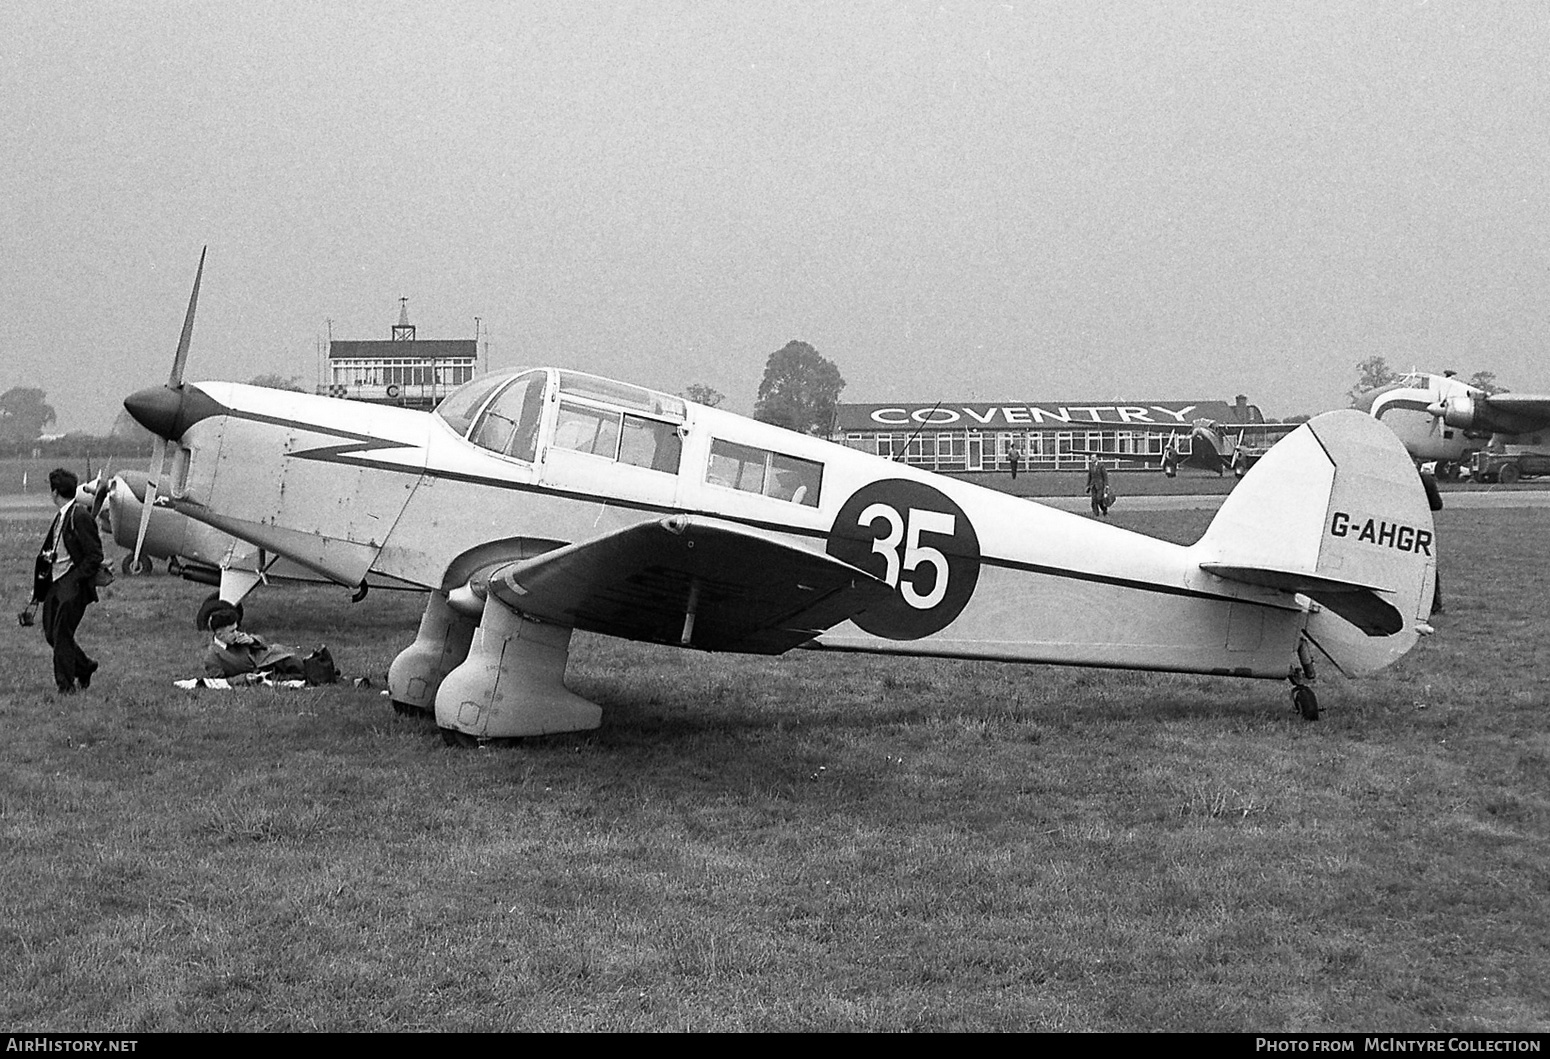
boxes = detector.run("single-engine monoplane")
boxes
[124,253,1438,740]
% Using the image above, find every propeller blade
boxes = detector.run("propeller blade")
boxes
[133,439,166,567]
[88,463,113,521]
[169,246,207,387]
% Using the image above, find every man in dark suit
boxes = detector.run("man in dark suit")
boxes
[34,468,103,694]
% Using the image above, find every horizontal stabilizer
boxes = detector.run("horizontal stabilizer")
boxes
[1198,564,1402,636]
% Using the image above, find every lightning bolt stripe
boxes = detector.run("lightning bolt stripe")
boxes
[290,439,420,462]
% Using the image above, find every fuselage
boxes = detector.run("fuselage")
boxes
[144,368,1311,679]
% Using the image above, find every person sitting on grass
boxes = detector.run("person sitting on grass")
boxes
[203,604,307,681]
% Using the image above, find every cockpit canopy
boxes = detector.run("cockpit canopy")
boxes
[1390,371,1479,396]
[435,368,687,469]
[436,367,825,507]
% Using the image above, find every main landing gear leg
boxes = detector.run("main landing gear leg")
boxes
[388,591,476,718]
[193,568,265,631]
[1289,636,1319,721]
[433,596,601,743]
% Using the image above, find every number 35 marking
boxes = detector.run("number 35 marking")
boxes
[827,479,980,640]
[857,503,955,610]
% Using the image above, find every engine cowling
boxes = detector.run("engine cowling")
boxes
[1440,394,1481,431]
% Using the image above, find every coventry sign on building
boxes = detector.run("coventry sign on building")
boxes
[833,397,1265,474]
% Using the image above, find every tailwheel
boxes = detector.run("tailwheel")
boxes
[392,700,430,718]
[440,728,483,748]
[1292,685,1319,721]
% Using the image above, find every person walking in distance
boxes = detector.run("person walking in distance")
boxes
[1085,456,1111,518]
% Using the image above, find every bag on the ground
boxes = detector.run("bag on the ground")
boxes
[302,645,340,686]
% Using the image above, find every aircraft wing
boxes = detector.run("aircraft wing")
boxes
[1069,422,1300,446]
[479,516,894,654]
[1482,393,1550,434]
[1066,446,1169,463]
[1063,421,1299,433]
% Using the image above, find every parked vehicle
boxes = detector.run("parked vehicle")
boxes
[1471,450,1550,484]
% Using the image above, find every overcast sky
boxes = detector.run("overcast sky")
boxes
[4,0,1547,432]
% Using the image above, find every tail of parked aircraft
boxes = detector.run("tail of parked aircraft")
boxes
[1190,410,1435,677]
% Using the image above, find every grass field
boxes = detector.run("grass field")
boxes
[1,505,1546,1031]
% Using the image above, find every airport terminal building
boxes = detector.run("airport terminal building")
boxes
[319,300,479,411]
[833,396,1264,473]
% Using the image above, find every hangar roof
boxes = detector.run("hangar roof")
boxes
[329,339,476,361]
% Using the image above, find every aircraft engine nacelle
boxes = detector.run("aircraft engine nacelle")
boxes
[110,473,274,572]
[1438,394,1481,432]
[164,383,432,588]
[108,478,193,560]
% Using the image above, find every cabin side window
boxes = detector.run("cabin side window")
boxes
[707,440,766,494]
[620,414,683,472]
[706,440,822,507]
[553,401,683,474]
[768,452,822,505]
[554,402,622,458]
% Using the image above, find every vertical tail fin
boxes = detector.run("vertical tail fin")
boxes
[1191,410,1435,676]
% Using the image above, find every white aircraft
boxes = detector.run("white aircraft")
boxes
[1362,371,1550,479]
[123,257,1438,738]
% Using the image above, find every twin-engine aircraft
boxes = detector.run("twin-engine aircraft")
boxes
[1074,419,1300,479]
[1363,371,1550,479]
[124,258,1438,740]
